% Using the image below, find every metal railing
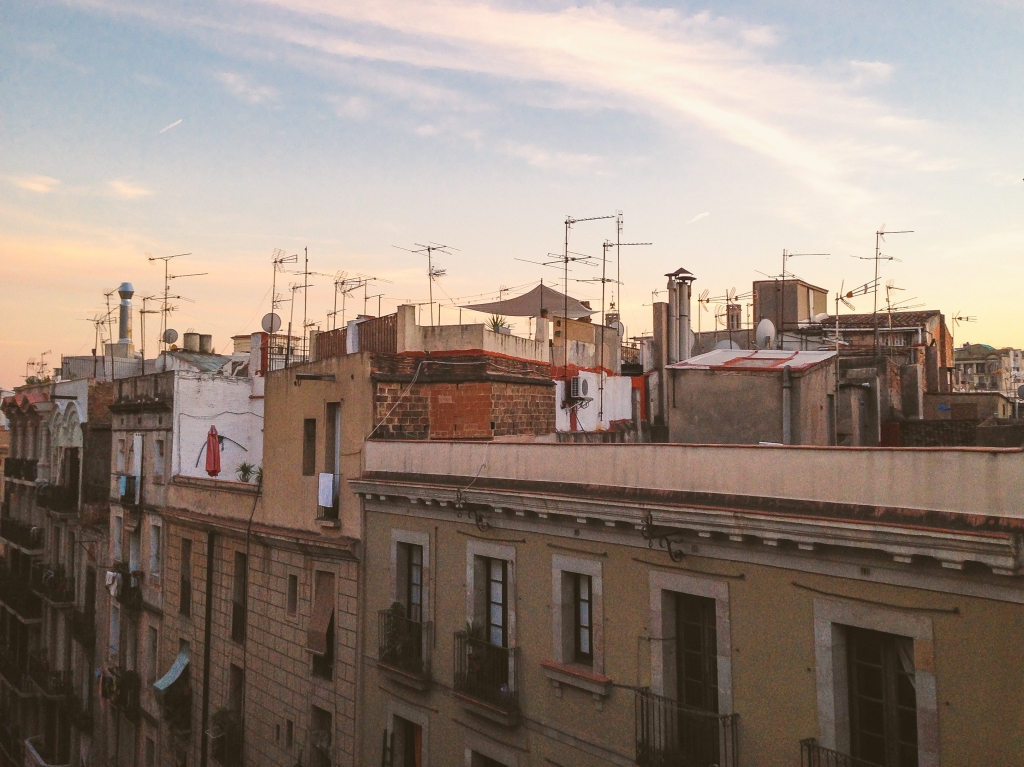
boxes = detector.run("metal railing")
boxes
[27,652,73,697]
[31,564,75,605]
[0,566,42,620]
[24,734,71,767]
[378,610,431,680]
[316,473,341,521]
[3,458,38,482]
[36,484,78,513]
[453,631,519,714]
[0,518,44,551]
[112,564,142,612]
[800,739,877,767]
[110,668,140,719]
[0,717,23,765]
[635,688,740,767]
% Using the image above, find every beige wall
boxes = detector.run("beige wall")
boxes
[396,304,549,363]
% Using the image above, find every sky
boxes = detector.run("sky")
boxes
[2,0,1023,387]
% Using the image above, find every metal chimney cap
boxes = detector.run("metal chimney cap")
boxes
[118,282,134,299]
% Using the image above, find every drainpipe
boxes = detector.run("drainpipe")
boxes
[782,365,793,445]
[200,531,215,767]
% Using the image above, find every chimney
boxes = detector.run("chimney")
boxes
[665,268,696,363]
[117,283,134,345]
[183,333,200,353]
[199,334,213,354]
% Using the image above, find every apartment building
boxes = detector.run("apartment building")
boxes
[0,377,113,767]
[352,440,1024,767]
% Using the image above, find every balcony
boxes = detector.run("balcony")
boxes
[316,473,340,525]
[0,717,22,765]
[800,739,877,767]
[0,568,42,622]
[27,653,73,698]
[108,668,140,720]
[3,459,37,482]
[635,689,739,767]
[118,475,138,507]
[25,736,70,767]
[0,519,44,553]
[377,609,431,690]
[71,608,95,649]
[112,564,142,613]
[0,647,33,696]
[453,631,519,726]
[31,564,75,607]
[209,709,243,767]
[36,485,78,515]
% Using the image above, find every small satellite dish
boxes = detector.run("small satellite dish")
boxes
[715,340,742,350]
[162,328,179,345]
[612,321,626,337]
[1017,385,1024,399]
[261,312,282,334]
[813,313,831,324]
[756,318,776,349]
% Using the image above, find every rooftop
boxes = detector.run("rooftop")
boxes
[667,349,835,372]
[834,309,941,328]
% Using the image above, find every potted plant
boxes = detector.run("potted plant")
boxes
[235,462,255,483]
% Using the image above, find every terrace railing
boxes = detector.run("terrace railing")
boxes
[635,688,740,767]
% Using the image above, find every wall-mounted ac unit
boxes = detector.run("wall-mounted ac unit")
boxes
[569,376,589,399]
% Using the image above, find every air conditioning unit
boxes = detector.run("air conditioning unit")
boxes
[569,376,588,399]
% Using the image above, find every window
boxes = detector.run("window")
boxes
[847,628,918,767]
[149,523,161,576]
[310,571,335,680]
[324,403,341,475]
[676,593,718,712]
[310,705,332,767]
[231,552,247,644]
[572,574,592,665]
[146,626,158,685]
[302,419,317,476]
[287,574,298,617]
[109,605,121,660]
[116,439,126,473]
[154,439,165,481]
[393,716,422,767]
[486,558,507,647]
[228,664,244,716]
[397,543,423,623]
[180,539,192,617]
[286,719,294,748]
[112,515,123,563]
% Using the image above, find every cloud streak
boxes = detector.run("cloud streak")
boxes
[686,212,710,225]
[159,118,183,133]
[215,71,278,104]
[9,175,60,193]
[109,180,153,198]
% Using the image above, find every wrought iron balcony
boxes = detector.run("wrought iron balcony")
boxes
[0,519,44,552]
[36,484,78,514]
[31,564,75,606]
[118,475,138,507]
[27,652,73,698]
[0,716,23,765]
[378,609,431,686]
[3,458,37,482]
[112,564,142,613]
[108,668,140,720]
[0,567,42,621]
[453,631,519,719]
[635,688,740,767]
[0,646,32,695]
[800,739,877,767]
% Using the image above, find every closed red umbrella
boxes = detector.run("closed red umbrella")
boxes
[205,426,221,477]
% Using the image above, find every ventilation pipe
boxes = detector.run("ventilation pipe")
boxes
[782,365,793,445]
[117,283,134,345]
[665,268,696,364]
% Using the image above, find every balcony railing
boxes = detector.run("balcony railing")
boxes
[453,632,519,715]
[635,689,740,767]
[378,609,431,682]
[25,735,71,767]
[317,473,340,521]
[31,564,75,606]
[0,647,32,695]
[3,458,38,482]
[71,608,96,649]
[112,564,142,613]
[0,567,42,621]
[109,668,140,719]
[0,519,44,552]
[0,717,23,765]
[27,653,73,698]
[37,484,78,514]
[800,739,877,767]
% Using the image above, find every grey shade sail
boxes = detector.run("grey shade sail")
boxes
[154,645,190,693]
[460,283,595,319]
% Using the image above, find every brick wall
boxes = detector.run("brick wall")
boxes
[491,382,556,436]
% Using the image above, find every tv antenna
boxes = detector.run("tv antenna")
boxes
[138,296,162,371]
[776,249,828,346]
[949,312,977,368]
[852,225,913,354]
[149,252,205,352]
[394,243,455,326]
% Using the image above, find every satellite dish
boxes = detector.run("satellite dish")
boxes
[162,328,178,344]
[756,318,776,349]
[1017,385,1024,399]
[261,312,282,333]
[813,313,831,324]
[715,340,742,350]
[612,321,625,337]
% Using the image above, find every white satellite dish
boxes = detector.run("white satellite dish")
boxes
[756,318,776,349]
[612,321,626,337]
[715,340,742,350]
[162,328,179,344]
[261,312,282,333]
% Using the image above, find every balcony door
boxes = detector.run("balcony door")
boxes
[676,593,718,713]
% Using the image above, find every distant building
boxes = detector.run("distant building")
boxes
[953,343,1023,396]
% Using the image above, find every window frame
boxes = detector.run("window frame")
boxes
[549,555,604,674]
[464,539,516,649]
[391,530,430,624]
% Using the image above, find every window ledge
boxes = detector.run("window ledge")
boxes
[540,660,612,708]
[452,692,521,728]
[377,661,431,692]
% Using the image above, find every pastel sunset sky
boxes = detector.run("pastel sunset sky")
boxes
[2,0,1023,386]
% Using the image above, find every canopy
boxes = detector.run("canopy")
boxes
[461,283,595,320]
[154,645,190,694]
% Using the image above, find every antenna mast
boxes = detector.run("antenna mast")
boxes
[148,252,205,353]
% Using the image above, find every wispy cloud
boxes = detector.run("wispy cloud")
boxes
[686,212,710,225]
[8,175,60,194]
[215,71,278,104]
[109,180,153,198]
[502,142,599,172]
[159,118,183,133]
[329,95,371,119]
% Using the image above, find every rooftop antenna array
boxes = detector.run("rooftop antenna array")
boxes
[949,313,977,368]
[394,243,455,326]
[851,225,913,355]
[148,252,206,353]
[776,249,829,348]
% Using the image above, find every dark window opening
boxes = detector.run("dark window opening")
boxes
[302,419,317,476]
[397,543,423,623]
[486,558,507,648]
[231,552,247,644]
[180,538,192,617]
[676,593,718,713]
[573,573,592,665]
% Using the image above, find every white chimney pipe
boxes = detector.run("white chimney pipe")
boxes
[117,283,134,345]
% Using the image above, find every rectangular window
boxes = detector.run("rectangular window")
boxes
[302,419,317,476]
[847,627,918,767]
[573,573,592,665]
[109,605,121,660]
[324,403,341,475]
[397,543,423,623]
[228,664,244,715]
[116,439,126,473]
[287,574,298,617]
[310,706,332,767]
[394,716,422,767]
[112,515,123,563]
[309,571,335,680]
[676,593,718,712]
[146,626,158,685]
[486,558,507,648]
[154,439,165,481]
[180,538,192,617]
[286,719,294,748]
[231,552,247,644]
[149,523,161,576]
